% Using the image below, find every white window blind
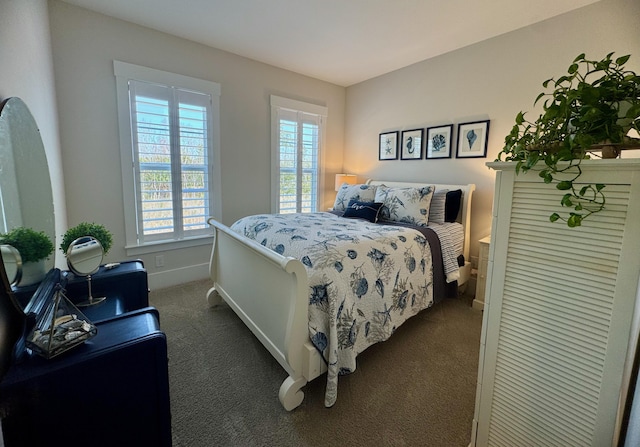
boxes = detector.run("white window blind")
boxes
[114,61,221,251]
[129,80,211,241]
[271,96,327,214]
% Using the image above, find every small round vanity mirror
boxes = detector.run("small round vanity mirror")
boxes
[0,244,22,287]
[66,236,105,306]
[66,236,103,276]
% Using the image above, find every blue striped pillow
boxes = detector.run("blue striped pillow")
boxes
[428,189,448,224]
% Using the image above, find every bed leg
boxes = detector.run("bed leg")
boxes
[206,287,223,307]
[278,375,306,411]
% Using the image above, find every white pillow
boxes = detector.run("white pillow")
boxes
[375,185,434,226]
[428,189,448,224]
[333,184,377,211]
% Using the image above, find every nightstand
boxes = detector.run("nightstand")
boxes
[472,236,490,311]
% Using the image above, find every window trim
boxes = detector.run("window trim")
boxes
[270,95,327,213]
[114,60,222,253]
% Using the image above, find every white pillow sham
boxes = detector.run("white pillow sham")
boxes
[374,185,434,226]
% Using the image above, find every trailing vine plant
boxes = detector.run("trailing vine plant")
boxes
[498,52,640,227]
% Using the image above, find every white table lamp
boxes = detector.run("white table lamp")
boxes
[335,174,357,191]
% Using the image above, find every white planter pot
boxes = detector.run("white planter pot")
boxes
[20,259,46,286]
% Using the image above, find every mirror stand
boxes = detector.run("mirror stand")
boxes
[66,236,106,307]
[76,274,106,307]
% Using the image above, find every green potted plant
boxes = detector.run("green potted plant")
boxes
[60,222,113,255]
[0,226,54,285]
[498,52,640,227]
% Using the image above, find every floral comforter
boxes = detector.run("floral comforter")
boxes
[231,212,450,407]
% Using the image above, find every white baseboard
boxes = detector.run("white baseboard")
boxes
[147,262,209,291]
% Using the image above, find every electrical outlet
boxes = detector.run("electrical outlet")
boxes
[155,255,164,268]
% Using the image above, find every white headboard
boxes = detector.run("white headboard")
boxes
[365,179,476,261]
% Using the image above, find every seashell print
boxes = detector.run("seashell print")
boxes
[418,187,432,200]
[302,256,313,267]
[336,234,356,241]
[397,290,408,309]
[347,249,357,259]
[365,321,370,337]
[348,320,357,345]
[367,248,387,267]
[398,235,407,242]
[274,244,285,255]
[375,278,384,297]
[414,235,427,247]
[310,283,330,305]
[334,261,343,272]
[466,129,477,148]
[353,277,368,298]
[312,332,328,351]
[406,256,416,272]
[254,222,269,233]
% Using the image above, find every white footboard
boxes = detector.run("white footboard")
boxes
[206,218,326,410]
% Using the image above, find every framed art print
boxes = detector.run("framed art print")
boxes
[456,120,490,158]
[401,128,423,160]
[379,131,399,160]
[426,124,453,159]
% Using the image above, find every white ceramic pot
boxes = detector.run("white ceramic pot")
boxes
[20,259,46,286]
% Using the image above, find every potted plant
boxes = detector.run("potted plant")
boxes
[498,52,640,227]
[0,226,54,285]
[60,222,113,255]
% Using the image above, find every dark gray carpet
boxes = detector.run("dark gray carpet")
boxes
[150,279,482,446]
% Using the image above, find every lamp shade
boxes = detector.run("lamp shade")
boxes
[335,174,357,191]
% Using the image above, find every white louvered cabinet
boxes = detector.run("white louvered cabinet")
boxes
[471,159,640,447]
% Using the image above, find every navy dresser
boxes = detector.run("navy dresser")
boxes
[0,264,172,447]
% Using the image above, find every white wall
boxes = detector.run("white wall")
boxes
[48,1,346,289]
[344,0,640,263]
[0,0,68,268]
[14,0,639,287]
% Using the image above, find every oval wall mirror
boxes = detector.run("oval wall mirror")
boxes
[0,97,56,273]
[66,236,105,306]
[0,244,22,287]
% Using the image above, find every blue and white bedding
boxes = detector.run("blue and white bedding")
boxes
[231,212,463,407]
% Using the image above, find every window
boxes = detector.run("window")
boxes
[114,61,221,253]
[271,96,327,213]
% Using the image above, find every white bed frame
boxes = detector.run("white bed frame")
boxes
[206,181,475,410]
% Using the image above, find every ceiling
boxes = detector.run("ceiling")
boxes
[60,0,600,87]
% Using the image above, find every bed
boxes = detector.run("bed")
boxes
[206,180,475,410]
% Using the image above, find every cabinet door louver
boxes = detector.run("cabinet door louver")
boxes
[476,161,640,447]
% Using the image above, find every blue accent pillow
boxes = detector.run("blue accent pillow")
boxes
[343,200,383,223]
[445,189,462,222]
[333,184,377,211]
